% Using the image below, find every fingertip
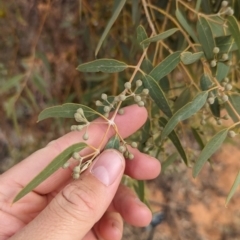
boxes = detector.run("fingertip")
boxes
[95,212,123,240]
[125,148,161,180]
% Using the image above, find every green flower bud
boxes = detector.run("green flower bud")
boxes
[208,97,215,104]
[221,1,228,7]
[138,101,145,107]
[118,108,124,115]
[128,153,134,160]
[210,60,217,67]
[77,108,84,115]
[124,82,131,89]
[119,94,126,101]
[73,172,80,180]
[62,162,70,169]
[71,125,78,131]
[83,132,89,140]
[103,106,111,113]
[225,83,232,91]
[221,94,228,102]
[134,95,141,102]
[119,145,126,153]
[96,100,103,106]
[136,79,142,87]
[142,88,149,95]
[222,53,229,61]
[131,142,138,148]
[72,152,81,160]
[101,93,108,100]
[213,47,220,54]
[73,165,81,173]
[228,130,236,138]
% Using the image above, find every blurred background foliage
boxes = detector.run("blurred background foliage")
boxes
[1,0,240,239]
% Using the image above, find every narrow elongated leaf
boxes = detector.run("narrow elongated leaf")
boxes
[137,25,148,46]
[208,16,229,37]
[161,91,208,141]
[226,94,240,122]
[215,35,237,53]
[226,171,240,206]
[162,153,178,172]
[197,16,215,60]
[136,180,145,202]
[77,59,128,73]
[176,9,199,43]
[104,135,120,150]
[173,87,192,113]
[227,16,240,55]
[38,103,102,122]
[142,75,172,117]
[141,28,179,47]
[200,73,213,91]
[95,0,126,56]
[180,51,203,65]
[191,127,204,149]
[13,142,88,202]
[216,62,230,82]
[149,51,181,81]
[159,117,188,165]
[159,76,170,93]
[193,129,228,178]
[0,74,24,94]
[210,97,220,118]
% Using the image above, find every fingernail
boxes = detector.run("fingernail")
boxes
[90,150,124,186]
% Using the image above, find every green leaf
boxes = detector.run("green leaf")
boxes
[159,117,188,165]
[226,94,240,122]
[162,152,178,172]
[227,16,240,55]
[38,103,102,122]
[193,129,228,178]
[197,16,215,60]
[13,142,87,203]
[209,97,220,118]
[136,25,148,47]
[77,59,128,73]
[215,35,238,54]
[104,135,120,150]
[191,127,205,150]
[173,87,192,113]
[161,91,208,141]
[141,28,179,47]
[149,51,181,81]
[180,51,204,65]
[95,0,126,56]
[142,74,172,117]
[216,62,230,82]
[225,170,240,206]
[208,16,229,37]
[135,180,145,202]
[159,76,170,93]
[200,73,213,90]
[0,74,24,94]
[175,9,199,43]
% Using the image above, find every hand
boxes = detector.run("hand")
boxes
[0,105,160,240]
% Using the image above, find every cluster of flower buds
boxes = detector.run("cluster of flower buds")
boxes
[118,141,138,160]
[95,79,150,117]
[220,1,234,16]
[71,108,89,131]
[70,108,90,140]
[210,46,230,68]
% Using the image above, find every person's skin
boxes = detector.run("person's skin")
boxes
[0,105,161,240]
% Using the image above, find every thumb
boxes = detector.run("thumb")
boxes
[12,150,125,240]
